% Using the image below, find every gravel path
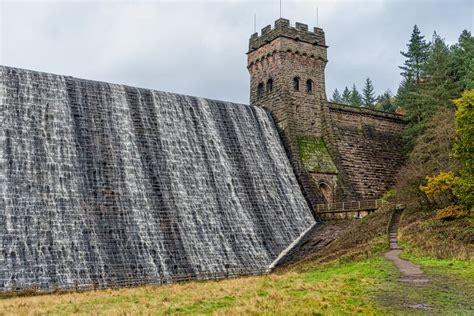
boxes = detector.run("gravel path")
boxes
[384,209,428,284]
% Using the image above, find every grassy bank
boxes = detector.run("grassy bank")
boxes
[1,252,473,315]
[284,205,393,268]
[399,208,474,260]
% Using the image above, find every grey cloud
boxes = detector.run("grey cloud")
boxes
[1,0,472,104]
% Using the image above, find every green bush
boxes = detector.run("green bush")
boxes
[452,90,474,210]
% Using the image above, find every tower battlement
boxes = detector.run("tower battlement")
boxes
[248,18,326,53]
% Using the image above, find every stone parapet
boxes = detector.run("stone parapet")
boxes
[248,18,326,53]
[328,102,404,123]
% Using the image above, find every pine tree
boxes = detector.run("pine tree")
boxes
[350,84,362,107]
[399,25,430,84]
[422,33,456,105]
[362,77,376,108]
[396,77,427,149]
[396,25,431,150]
[332,88,342,103]
[341,86,351,105]
[450,30,474,91]
[401,32,469,150]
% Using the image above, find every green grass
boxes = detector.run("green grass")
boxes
[376,251,474,315]
[401,252,473,277]
[2,253,472,315]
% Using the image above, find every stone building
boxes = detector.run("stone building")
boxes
[247,18,406,211]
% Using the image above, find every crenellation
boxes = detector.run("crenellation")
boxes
[261,25,272,35]
[248,18,326,53]
[295,22,308,31]
[313,27,326,46]
[275,17,290,28]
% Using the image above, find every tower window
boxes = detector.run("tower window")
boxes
[266,79,273,92]
[293,77,300,91]
[306,79,313,94]
[257,82,264,98]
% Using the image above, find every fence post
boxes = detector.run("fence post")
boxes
[358,201,361,210]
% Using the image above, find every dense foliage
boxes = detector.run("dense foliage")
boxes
[452,90,474,210]
[419,171,458,206]
[393,108,458,208]
[393,26,473,215]
[396,30,474,150]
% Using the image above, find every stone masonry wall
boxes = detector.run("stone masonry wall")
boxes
[325,103,405,199]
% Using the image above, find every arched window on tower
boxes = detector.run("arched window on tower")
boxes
[257,82,264,99]
[293,77,300,91]
[306,79,313,94]
[266,79,273,93]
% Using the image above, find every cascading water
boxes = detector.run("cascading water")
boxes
[0,65,315,293]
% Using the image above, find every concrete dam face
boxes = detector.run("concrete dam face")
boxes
[0,66,315,292]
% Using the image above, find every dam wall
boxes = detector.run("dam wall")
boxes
[324,103,406,200]
[0,66,315,292]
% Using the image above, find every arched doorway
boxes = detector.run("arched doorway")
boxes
[319,182,333,203]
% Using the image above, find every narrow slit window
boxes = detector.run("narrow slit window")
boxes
[257,82,264,98]
[266,79,273,92]
[306,79,313,94]
[293,77,300,91]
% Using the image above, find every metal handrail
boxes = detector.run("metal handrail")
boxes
[316,199,385,213]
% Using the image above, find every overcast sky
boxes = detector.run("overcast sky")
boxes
[0,0,472,104]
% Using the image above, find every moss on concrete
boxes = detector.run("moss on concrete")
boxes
[297,136,338,174]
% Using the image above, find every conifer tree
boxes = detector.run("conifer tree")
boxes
[450,30,474,91]
[341,86,351,105]
[332,88,342,103]
[396,25,431,150]
[422,33,456,105]
[362,77,376,108]
[350,84,362,107]
[399,25,430,84]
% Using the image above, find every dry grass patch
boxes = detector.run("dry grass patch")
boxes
[0,257,396,315]
[284,206,393,270]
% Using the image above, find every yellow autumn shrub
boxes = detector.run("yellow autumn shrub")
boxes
[434,205,469,221]
[420,171,459,206]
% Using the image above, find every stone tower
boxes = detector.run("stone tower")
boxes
[247,18,328,136]
[247,18,407,216]
[247,18,331,213]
